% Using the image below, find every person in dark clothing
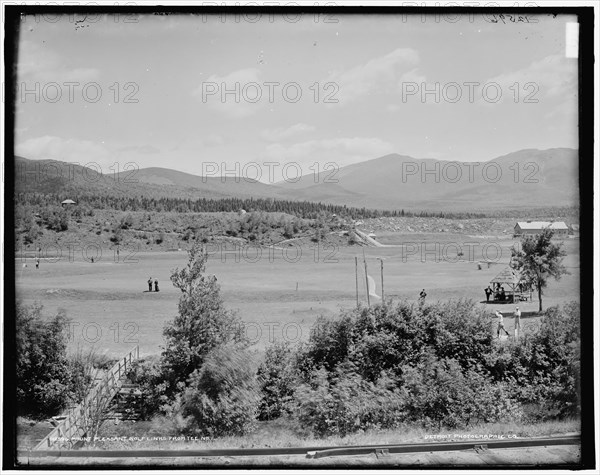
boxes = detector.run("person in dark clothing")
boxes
[419,289,427,304]
[485,286,492,302]
[154,279,159,292]
[148,277,153,292]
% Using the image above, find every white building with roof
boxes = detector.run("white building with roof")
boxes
[514,221,569,237]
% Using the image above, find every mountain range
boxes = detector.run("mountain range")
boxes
[14,148,579,211]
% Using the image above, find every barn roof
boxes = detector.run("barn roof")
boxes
[515,221,568,230]
[490,266,522,285]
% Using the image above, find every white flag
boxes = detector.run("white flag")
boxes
[367,275,380,298]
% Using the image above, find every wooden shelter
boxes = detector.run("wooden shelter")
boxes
[490,266,531,303]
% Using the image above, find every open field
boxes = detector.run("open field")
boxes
[15,235,580,358]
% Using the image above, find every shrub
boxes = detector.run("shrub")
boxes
[126,357,173,419]
[282,222,294,239]
[399,351,522,430]
[182,228,194,242]
[291,300,533,435]
[119,214,134,230]
[294,362,404,438]
[16,303,90,418]
[485,302,580,420]
[419,299,494,370]
[43,207,69,232]
[110,227,124,244]
[299,300,495,383]
[175,346,260,437]
[257,342,299,420]
[297,312,356,376]
[24,223,41,245]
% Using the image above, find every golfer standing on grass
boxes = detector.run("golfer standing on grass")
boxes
[514,306,521,337]
[496,309,510,338]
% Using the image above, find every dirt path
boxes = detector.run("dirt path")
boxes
[353,229,386,247]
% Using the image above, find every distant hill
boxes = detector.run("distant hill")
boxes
[114,167,280,200]
[13,148,578,211]
[276,148,579,211]
[14,157,278,201]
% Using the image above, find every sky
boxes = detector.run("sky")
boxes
[14,11,579,182]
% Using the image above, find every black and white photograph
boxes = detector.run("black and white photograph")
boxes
[2,1,597,470]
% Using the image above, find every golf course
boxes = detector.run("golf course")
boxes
[15,233,580,358]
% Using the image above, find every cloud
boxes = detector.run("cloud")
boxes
[17,40,100,83]
[398,68,427,86]
[200,134,225,147]
[169,134,225,153]
[261,123,316,142]
[327,48,421,105]
[486,54,577,104]
[192,67,264,119]
[117,144,161,154]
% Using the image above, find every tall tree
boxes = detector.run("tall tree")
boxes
[511,229,568,312]
[163,242,248,389]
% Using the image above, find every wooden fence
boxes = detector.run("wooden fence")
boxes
[34,346,140,450]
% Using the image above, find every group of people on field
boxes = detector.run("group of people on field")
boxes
[485,284,507,302]
[147,277,159,292]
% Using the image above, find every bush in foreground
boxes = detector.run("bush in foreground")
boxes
[175,346,260,437]
[291,300,576,436]
[399,351,522,430]
[294,362,404,438]
[256,342,299,421]
[16,303,91,418]
[298,299,494,383]
[485,302,581,421]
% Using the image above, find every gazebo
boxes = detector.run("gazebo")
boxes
[61,199,76,206]
[489,266,531,303]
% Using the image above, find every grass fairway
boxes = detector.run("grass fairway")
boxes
[15,236,580,358]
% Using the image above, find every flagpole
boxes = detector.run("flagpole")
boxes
[379,258,384,302]
[363,249,370,307]
[355,256,359,307]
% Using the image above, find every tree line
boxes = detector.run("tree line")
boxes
[15,192,490,220]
